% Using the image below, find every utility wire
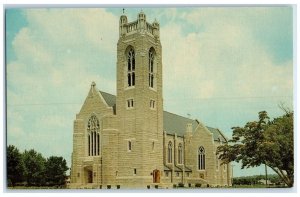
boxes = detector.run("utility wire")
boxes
[6,95,292,107]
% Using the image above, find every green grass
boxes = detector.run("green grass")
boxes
[231,184,288,188]
[8,186,67,189]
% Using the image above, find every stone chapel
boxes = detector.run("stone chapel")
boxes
[70,11,232,189]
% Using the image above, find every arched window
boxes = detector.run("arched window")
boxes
[178,143,183,164]
[148,48,155,88]
[198,146,205,170]
[87,115,100,156]
[127,48,135,87]
[168,141,172,163]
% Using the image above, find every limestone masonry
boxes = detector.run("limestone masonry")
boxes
[70,11,231,189]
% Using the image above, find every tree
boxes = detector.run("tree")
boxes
[262,111,293,186]
[217,110,294,187]
[7,145,25,187]
[45,156,69,186]
[22,149,46,186]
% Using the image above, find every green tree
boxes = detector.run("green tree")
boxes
[217,110,294,187]
[45,156,69,186]
[7,145,25,187]
[22,149,46,186]
[262,111,293,186]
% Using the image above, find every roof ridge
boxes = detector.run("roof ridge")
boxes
[98,90,196,123]
[99,90,115,96]
[98,89,227,142]
[163,110,195,122]
[217,128,228,141]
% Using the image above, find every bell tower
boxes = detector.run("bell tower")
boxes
[116,11,164,187]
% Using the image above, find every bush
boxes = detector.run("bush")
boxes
[195,183,202,187]
[178,183,184,187]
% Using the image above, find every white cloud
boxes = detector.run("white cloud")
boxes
[6,8,120,166]
[7,8,118,105]
[161,8,293,104]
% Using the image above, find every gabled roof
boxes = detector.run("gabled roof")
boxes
[163,111,198,137]
[99,91,227,142]
[100,91,116,114]
[100,91,116,107]
[207,126,228,142]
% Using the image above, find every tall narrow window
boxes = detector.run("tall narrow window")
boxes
[128,141,132,151]
[148,48,155,88]
[150,100,155,109]
[127,99,134,109]
[198,146,205,170]
[216,154,219,170]
[88,134,91,156]
[152,141,155,151]
[87,115,100,156]
[127,48,135,87]
[168,142,172,163]
[97,133,100,155]
[178,143,183,164]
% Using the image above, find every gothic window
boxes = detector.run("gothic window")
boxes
[178,143,183,164]
[127,48,135,87]
[87,115,100,156]
[148,48,155,88]
[198,146,205,170]
[168,141,172,163]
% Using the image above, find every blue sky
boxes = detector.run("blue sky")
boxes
[6,6,294,177]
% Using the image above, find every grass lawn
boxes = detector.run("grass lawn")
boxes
[8,186,67,189]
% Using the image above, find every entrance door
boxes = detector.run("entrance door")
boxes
[153,170,160,183]
[88,170,93,183]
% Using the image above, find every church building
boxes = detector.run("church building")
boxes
[70,11,232,189]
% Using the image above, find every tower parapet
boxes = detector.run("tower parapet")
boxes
[119,11,160,38]
[119,15,128,36]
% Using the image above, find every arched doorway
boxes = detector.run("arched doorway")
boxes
[153,169,160,183]
[84,166,93,184]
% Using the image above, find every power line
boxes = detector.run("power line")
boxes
[165,95,293,101]
[7,102,82,107]
[6,95,292,107]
